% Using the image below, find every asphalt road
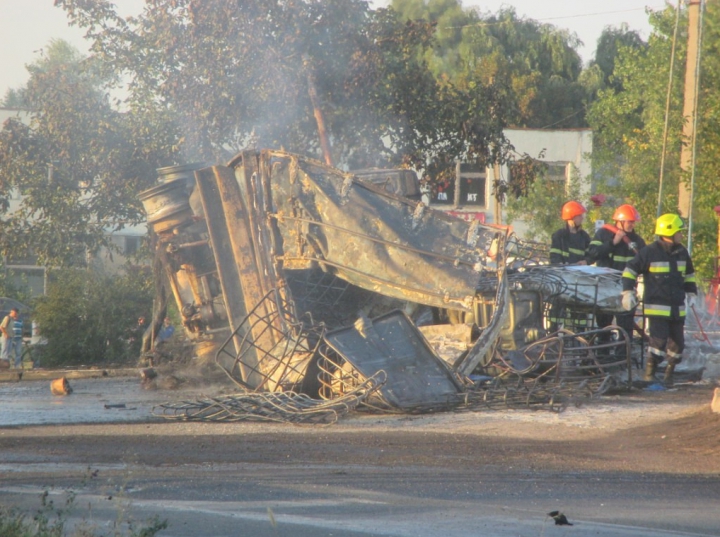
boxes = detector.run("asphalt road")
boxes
[1,377,719,536]
[3,461,719,537]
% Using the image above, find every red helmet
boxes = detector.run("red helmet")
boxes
[612,204,640,222]
[561,201,587,220]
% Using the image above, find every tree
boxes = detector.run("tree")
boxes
[390,1,588,128]
[592,24,647,91]
[0,39,177,268]
[1,88,27,109]
[587,4,720,280]
[0,1,518,269]
[53,0,512,183]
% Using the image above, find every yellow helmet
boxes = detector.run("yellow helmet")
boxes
[654,213,684,237]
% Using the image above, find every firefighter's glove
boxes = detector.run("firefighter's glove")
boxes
[621,290,638,311]
[686,293,698,310]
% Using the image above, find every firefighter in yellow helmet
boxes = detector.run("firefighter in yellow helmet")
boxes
[621,214,697,385]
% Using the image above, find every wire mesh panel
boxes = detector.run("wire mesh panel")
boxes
[215,288,325,393]
[285,269,352,321]
[505,234,550,267]
[317,310,466,413]
[467,326,631,410]
[152,374,386,425]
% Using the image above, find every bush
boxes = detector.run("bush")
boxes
[32,268,154,367]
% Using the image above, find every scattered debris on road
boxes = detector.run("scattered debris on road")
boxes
[50,377,72,395]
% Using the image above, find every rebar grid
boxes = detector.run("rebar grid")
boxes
[315,344,467,414]
[505,234,551,267]
[215,289,325,392]
[472,327,631,403]
[461,374,617,413]
[152,373,387,425]
[316,326,629,414]
[285,270,352,312]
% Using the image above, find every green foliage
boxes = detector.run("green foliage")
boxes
[505,160,588,242]
[0,39,173,269]
[54,0,511,173]
[591,24,647,90]
[32,268,153,366]
[390,1,588,128]
[587,4,720,281]
[0,483,167,537]
[1,87,27,108]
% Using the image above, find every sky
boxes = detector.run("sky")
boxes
[1,0,670,100]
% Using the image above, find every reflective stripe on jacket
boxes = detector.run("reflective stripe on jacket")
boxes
[622,240,697,319]
[587,227,646,271]
[550,226,590,265]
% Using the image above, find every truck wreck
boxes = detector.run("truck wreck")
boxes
[140,150,632,418]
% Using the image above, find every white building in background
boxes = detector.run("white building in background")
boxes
[426,128,593,238]
[1,107,148,297]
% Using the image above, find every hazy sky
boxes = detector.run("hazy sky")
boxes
[1,0,668,100]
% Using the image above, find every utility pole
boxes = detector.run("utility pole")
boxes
[303,56,333,167]
[493,162,502,225]
[678,0,703,218]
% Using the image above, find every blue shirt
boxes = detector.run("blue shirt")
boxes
[12,318,23,339]
[157,324,174,343]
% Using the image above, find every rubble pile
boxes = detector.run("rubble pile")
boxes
[139,150,687,420]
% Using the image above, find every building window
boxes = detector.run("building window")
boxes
[457,163,486,207]
[506,159,570,199]
[545,162,570,183]
[125,236,141,256]
[430,177,455,205]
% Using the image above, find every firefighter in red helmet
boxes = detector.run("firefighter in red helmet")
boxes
[588,204,647,360]
[548,201,591,331]
[550,201,591,265]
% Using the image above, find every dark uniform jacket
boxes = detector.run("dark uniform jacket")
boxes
[550,226,590,265]
[588,226,646,270]
[622,240,697,319]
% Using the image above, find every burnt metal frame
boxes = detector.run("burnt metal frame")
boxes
[215,288,324,393]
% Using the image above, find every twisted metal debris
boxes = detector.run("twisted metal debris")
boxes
[153,373,386,425]
[140,150,638,421]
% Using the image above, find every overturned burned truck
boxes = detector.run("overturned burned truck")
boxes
[140,150,633,415]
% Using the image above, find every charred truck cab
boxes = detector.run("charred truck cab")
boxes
[139,150,631,413]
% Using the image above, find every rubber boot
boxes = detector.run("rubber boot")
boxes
[594,333,610,362]
[663,363,676,387]
[643,357,658,382]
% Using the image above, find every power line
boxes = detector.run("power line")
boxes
[445,4,668,30]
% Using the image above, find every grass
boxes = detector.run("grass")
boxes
[0,468,168,537]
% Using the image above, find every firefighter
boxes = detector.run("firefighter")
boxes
[548,201,591,331]
[621,213,697,385]
[588,204,647,358]
[550,201,591,265]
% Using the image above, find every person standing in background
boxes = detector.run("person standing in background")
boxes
[1,308,24,368]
